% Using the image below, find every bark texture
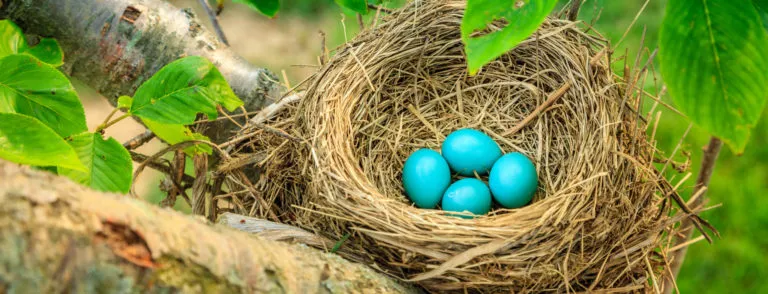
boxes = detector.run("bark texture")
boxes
[0,160,415,293]
[0,0,280,143]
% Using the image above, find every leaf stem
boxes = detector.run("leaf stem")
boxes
[96,113,130,132]
[97,107,119,131]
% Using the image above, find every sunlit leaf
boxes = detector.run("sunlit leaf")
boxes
[0,20,64,66]
[0,20,26,58]
[25,38,64,67]
[143,119,213,155]
[233,0,280,17]
[461,0,557,75]
[0,113,85,171]
[0,54,86,137]
[335,0,368,14]
[660,0,768,153]
[58,132,132,193]
[131,56,243,125]
[117,96,133,110]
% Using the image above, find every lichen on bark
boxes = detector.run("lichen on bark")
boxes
[0,161,415,293]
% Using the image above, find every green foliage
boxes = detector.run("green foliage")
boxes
[659,0,768,153]
[58,132,133,193]
[130,56,242,125]
[117,95,133,110]
[0,20,243,195]
[233,0,280,17]
[0,20,64,66]
[461,0,558,75]
[23,38,64,67]
[754,0,768,30]
[142,119,213,155]
[0,113,85,171]
[335,0,368,14]
[0,54,86,137]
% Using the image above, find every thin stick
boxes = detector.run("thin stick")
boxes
[566,0,582,21]
[198,0,229,46]
[319,30,328,65]
[502,81,572,136]
[615,0,650,48]
[248,93,302,126]
[668,235,706,253]
[664,137,722,294]
[122,130,155,150]
[367,4,392,14]
[356,13,365,31]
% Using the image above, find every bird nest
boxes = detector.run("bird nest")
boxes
[221,1,711,292]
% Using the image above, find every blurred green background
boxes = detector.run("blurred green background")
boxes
[132,0,765,292]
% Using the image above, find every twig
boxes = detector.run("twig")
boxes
[130,141,212,197]
[129,151,196,184]
[122,130,155,150]
[367,4,392,13]
[191,154,208,216]
[502,81,572,136]
[169,149,186,203]
[248,93,302,126]
[356,13,365,30]
[663,137,722,294]
[319,30,328,65]
[566,0,582,21]
[197,0,229,46]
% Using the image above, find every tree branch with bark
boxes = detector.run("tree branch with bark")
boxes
[0,160,415,293]
[0,0,280,143]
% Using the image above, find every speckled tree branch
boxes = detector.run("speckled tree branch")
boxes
[0,0,280,143]
[0,160,416,293]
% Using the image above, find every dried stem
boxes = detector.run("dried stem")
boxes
[122,130,155,150]
[567,0,582,21]
[367,4,392,14]
[664,137,722,294]
[197,0,229,46]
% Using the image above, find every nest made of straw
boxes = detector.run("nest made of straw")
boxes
[224,1,709,292]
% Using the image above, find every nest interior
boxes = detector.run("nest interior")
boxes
[227,1,693,292]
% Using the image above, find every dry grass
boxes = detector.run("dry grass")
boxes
[220,1,711,292]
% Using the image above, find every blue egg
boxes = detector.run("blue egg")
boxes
[489,153,538,208]
[402,149,452,208]
[441,178,492,219]
[441,129,502,176]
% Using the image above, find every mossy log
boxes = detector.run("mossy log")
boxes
[0,160,416,293]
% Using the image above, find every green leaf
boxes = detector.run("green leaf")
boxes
[0,20,64,66]
[117,96,133,110]
[25,38,64,67]
[143,119,213,155]
[754,0,768,31]
[0,55,87,137]
[0,20,27,58]
[0,113,85,171]
[660,0,768,153]
[131,56,243,125]
[335,0,368,14]
[58,132,132,193]
[233,0,280,17]
[461,0,558,75]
